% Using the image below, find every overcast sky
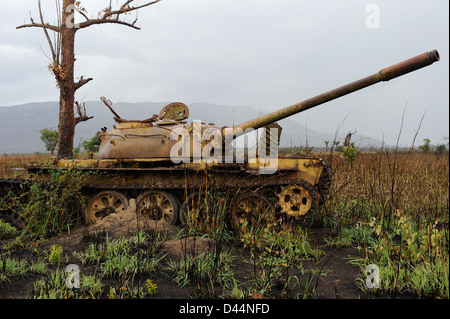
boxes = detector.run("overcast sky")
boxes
[0,0,448,147]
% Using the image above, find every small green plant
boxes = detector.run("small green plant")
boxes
[30,271,103,299]
[76,234,165,282]
[352,210,449,298]
[0,256,29,282]
[79,275,104,298]
[7,166,94,240]
[145,279,158,295]
[343,142,359,164]
[30,269,69,299]
[106,284,147,299]
[0,220,20,239]
[106,287,118,299]
[0,254,48,283]
[48,245,63,263]
[244,225,324,297]
[167,247,235,298]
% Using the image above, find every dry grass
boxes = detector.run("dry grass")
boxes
[314,150,449,298]
[321,151,449,224]
[0,154,52,179]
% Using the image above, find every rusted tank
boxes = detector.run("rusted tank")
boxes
[5,50,441,235]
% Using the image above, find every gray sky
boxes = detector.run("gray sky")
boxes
[0,0,448,147]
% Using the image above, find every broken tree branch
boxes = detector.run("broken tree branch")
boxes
[37,0,58,63]
[16,22,60,32]
[74,7,90,22]
[78,18,141,30]
[75,115,94,125]
[74,76,93,91]
[17,0,61,34]
[78,0,161,30]
[74,101,93,125]
[102,0,161,19]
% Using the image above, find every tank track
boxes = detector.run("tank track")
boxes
[0,162,332,229]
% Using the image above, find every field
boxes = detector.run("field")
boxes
[0,150,448,300]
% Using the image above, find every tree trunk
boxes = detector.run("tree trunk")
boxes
[56,0,76,159]
[17,0,161,159]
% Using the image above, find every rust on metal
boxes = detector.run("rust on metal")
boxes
[100,96,121,119]
[158,102,189,121]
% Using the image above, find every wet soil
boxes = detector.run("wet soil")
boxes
[0,207,366,300]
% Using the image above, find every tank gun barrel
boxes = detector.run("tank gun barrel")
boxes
[227,50,439,138]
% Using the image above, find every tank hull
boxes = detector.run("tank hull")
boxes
[21,155,331,230]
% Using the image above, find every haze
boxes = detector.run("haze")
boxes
[0,0,448,147]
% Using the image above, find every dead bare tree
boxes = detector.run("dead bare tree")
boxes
[343,130,357,148]
[17,0,162,159]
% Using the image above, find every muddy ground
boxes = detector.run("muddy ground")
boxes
[0,203,367,300]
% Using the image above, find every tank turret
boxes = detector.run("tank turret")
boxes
[98,50,440,162]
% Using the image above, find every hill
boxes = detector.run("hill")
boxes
[0,100,382,154]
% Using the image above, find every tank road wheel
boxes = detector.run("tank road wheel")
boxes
[136,190,179,225]
[230,192,276,238]
[277,183,317,219]
[86,190,129,224]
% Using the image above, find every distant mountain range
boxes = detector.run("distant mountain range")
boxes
[0,100,383,154]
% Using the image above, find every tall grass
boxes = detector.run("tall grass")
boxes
[1,165,92,240]
[316,151,449,298]
[0,154,51,178]
[317,151,448,228]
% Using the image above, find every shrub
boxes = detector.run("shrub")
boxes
[9,166,93,240]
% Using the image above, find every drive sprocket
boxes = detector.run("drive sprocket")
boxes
[277,182,317,219]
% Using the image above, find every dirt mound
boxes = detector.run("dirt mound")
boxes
[162,236,217,260]
[86,199,149,237]
[47,198,215,258]
[84,198,217,258]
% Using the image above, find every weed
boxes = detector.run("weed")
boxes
[0,220,20,239]
[350,210,449,298]
[76,232,165,282]
[145,278,158,295]
[312,151,448,298]
[0,253,48,283]
[48,244,63,263]
[29,270,104,299]
[167,247,235,298]
[3,165,95,240]
[182,190,234,242]
[106,283,147,299]
[0,256,29,282]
